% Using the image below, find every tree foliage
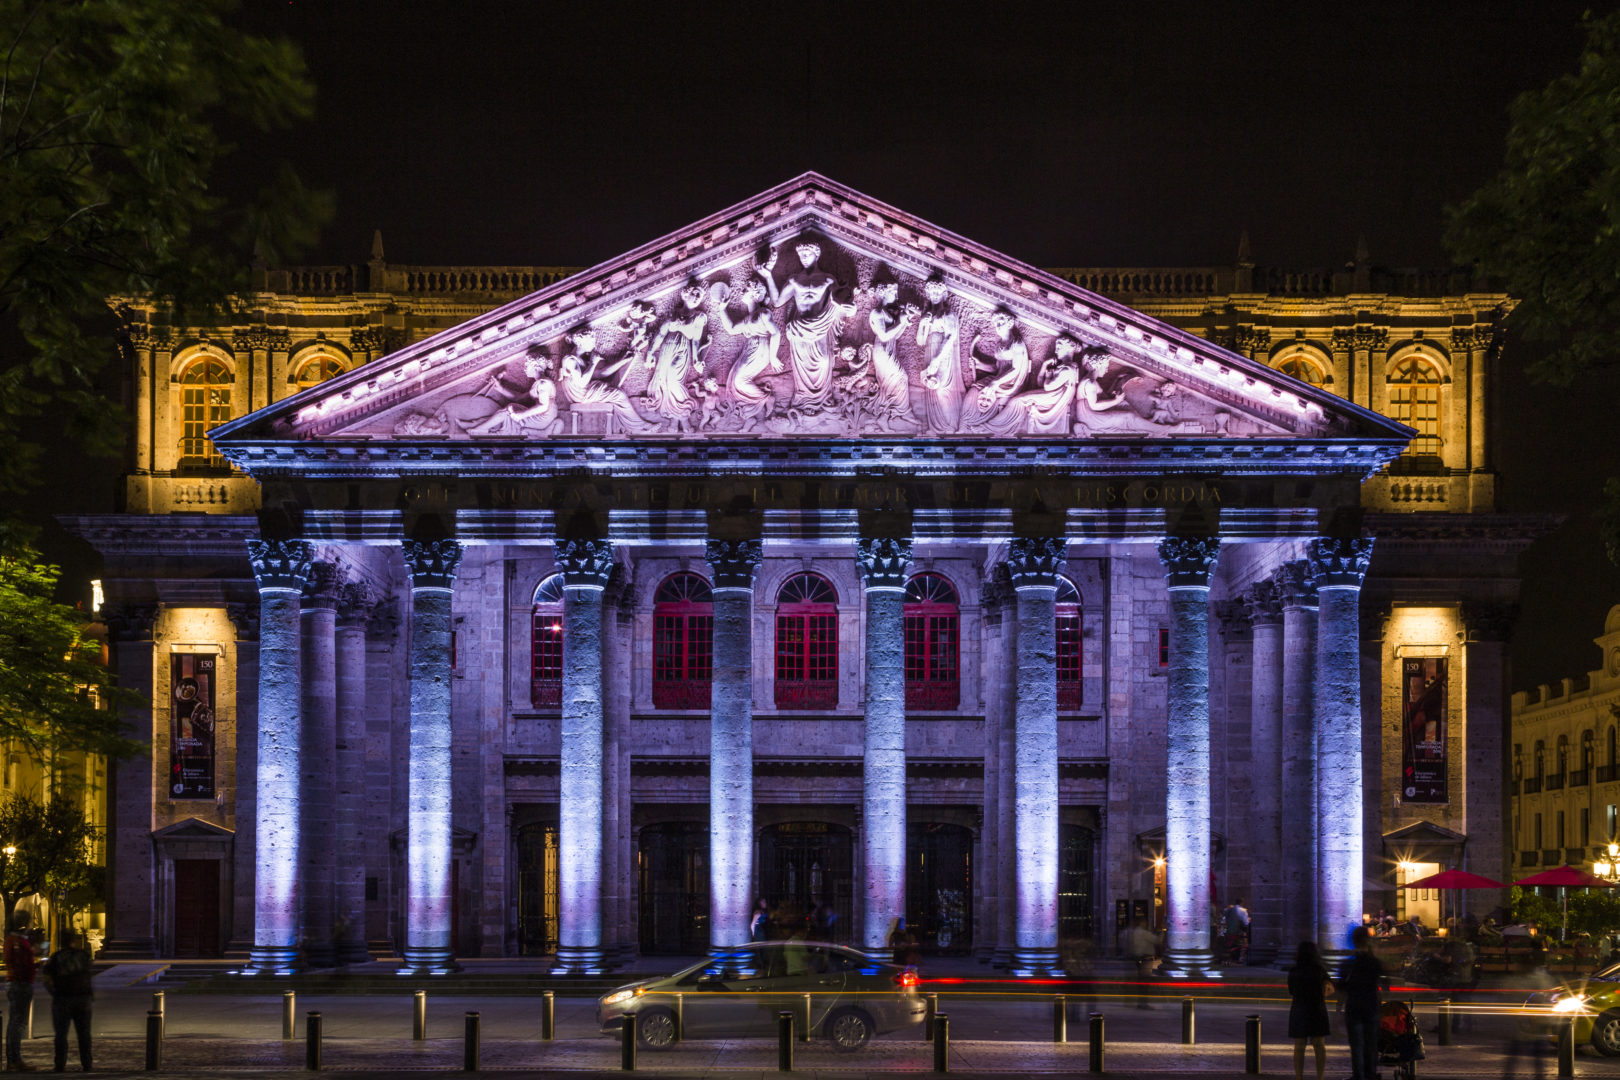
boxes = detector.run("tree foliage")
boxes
[0,791,98,925]
[0,547,143,760]
[0,0,331,510]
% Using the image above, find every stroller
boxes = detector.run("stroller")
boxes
[1378,1000,1426,1080]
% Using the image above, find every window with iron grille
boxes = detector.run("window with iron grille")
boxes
[1056,576,1082,711]
[530,574,565,709]
[652,573,713,710]
[904,573,959,711]
[775,573,838,710]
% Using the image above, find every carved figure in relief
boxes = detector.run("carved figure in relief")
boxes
[643,281,710,428]
[1072,352,1151,435]
[615,300,658,366]
[963,308,1031,428]
[916,276,964,432]
[466,355,564,436]
[757,241,854,411]
[866,280,919,423]
[983,336,1081,436]
[557,329,661,434]
[719,278,781,421]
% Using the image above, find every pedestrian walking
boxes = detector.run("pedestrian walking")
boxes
[750,899,770,942]
[41,932,92,1073]
[1286,940,1332,1080]
[1339,925,1387,1080]
[4,911,37,1071]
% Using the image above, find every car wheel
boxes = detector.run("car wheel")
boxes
[1592,1010,1620,1056]
[636,1007,678,1050]
[825,1007,873,1052]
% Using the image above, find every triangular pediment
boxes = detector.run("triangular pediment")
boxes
[211,174,1411,453]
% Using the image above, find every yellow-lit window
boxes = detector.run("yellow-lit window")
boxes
[294,354,347,392]
[179,357,232,468]
[1388,356,1442,456]
[1276,354,1326,386]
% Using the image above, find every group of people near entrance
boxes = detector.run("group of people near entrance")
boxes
[749,897,840,945]
[2,912,95,1072]
[1287,927,1387,1080]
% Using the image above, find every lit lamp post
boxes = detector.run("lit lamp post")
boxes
[1595,842,1620,883]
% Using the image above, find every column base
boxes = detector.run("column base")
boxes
[552,944,606,976]
[94,937,156,960]
[242,946,302,975]
[335,940,373,966]
[1159,946,1219,979]
[398,946,459,975]
[1010,947,1062,978]
[1245,943,1280,968]
[303,941,338,970]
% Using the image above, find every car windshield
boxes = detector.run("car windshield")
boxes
[1589,960,1620,982]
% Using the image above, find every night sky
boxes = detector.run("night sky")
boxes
[45,1,1620,691]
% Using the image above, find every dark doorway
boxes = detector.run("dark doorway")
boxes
[906,822,973,953]
[758,822,853,943]
[638,822,709,954]
[1059,824,1095,943]
[172,859,220,958]
[515,823,558,956]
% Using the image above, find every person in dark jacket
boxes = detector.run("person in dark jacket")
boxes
[41,932,93,1072]
[4,911,37,1072]
[1286,940,1331,1080]
[1339,925,1387,1080]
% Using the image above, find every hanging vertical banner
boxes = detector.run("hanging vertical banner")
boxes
[170,653,216,799]
[1401,657,1448,803]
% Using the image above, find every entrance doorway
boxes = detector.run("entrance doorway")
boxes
[1060,824,1095,942]
[906,823,973,953]
[172,859,220,958]
[1396,861,1441,929]
[638,822,710,954]
[515,823,558,956]
[758,822,853,943]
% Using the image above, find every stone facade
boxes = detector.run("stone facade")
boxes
[70,175,1550,970]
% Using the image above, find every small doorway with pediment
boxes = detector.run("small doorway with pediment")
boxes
[151,818,233,958]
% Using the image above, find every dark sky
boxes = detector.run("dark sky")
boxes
[45,1,1620,692]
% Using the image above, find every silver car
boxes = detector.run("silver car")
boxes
[597,941,925,1051]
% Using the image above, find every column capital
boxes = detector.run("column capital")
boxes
[1246,579,1284,626]
[247,538,314,592]
[1276,559,1318,609]
[301,560,343,610]
[1215,599,1252,640]
[336,580,377,629]
[1307,536,1373,589]
[225,599,260,642]
[704,538,763,590]
[855,537,912,591]
[403,538,463,591]
[1006,536,1067,589]
[1157,536,1220,589]
[554,537,614,590]
[104,602,159,642]
[1460,600,1519,643]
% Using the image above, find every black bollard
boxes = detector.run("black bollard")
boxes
[1181,996,1195,1045]
[1053,994,1067,1043]
[1244,1014,1261,1074]
[924,993,938,1040]
[541,990,554,1042]
[1558,1016,1575,1078]
[933,1013,950,1073]
[800,994,811,1043]
[1438,998,1451,1047]
[778,1010,794,1072]
[464,1012,480,1072]
[306,1011,322,1072]
[673,993,683,1044]
[145,1010,163,1072]
[414,989,427,1041]
[153,991,166,1040]
[283,990,296,1041]
[1088,1013,1104,1073]
[621,1014,636,1071]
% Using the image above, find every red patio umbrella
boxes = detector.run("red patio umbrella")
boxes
[1401,869,1505,890]
[1512,866,1617,939]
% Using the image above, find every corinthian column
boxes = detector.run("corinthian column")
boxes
[856,536,912,957]
[1246,580,1285,966]
[400,539,463,975]
[705,538,763,949]
[1278,560,1318,951]
[1157,536,1221,977]
[553,538,614,974]
[299,560,341,969]
[1309,537,1373,959]
[1007,536,1066,976]
[245,538,313,974]
[334,581,374,964]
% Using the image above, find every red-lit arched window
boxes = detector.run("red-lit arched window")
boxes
[775,573,838,710]
[1056,576,1083,712]
[905,573,959,711]
[653,573,713,709]
[530,574,565,708]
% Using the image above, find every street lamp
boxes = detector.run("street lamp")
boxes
[1595,841,1620,882]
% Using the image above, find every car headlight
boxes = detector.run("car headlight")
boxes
[601,989,636,1007]
[1553,994,1590,1014]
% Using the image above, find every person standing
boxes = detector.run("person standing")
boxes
[41,932,92,1073]
[1340,925,1387,1080]
[1286,940,1332,1080]
[4,911,36,1071]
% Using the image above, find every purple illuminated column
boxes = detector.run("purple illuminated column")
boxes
[245,538,313,974]
[1156,536,1221,977]
[299,560,340,969]
[553,538,614,973]
[1309,537,1373,959]
[856,536,912,957]
[401,539,463,975]
[334,581,374,964]
[1007,537,1067,977]
[1278,560,1318,949]
[705,539,763,949]
[1245,581,1285,966]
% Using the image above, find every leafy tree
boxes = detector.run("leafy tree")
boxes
[0,0,332,519]
[0,547,144,760]
[0,791,97,932]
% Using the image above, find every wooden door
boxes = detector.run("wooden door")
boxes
[172,859,220,958]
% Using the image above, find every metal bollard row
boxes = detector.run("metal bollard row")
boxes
[777,1010,794,1071]
[1438,997,1452,1047]
[1088,1012,1104,1073]
[414,989,427,1041]
[541,989,555,1042]
[621,1012,636,1071]
[1053,994,1067,1043]
[923,992,938,1040]
[152,990,166,1040]
[933,1012,950,1073]
[145,1010,163,1072]
[1558,1016,1575,1078]
[1181,996,1195,1045]
[283,990,296,1041]
[306,1011,322,1072]
[1244,1013,1262,1074]
[464,1011,481,1072]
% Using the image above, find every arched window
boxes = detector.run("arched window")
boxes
[1609,726,1618,782]
[904,573,959,711]
[1388,356,1443,457]
[1583,730,1596,782]
[1557,735,1569,780]
[1275,353,1326,387]
[293,354,348,393]
[530,574,565,708]
[1535,741,1546,781]
[1056,576,1083,711]
[653,573,713,709]
[775,573,838,710]
[178,356,232,468]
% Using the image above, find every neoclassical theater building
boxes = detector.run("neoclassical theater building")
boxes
[69,175,1544,974]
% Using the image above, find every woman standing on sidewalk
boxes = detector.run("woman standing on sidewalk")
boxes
[1287,940,1333,1080]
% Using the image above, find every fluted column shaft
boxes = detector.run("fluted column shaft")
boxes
[402,539,463,974]
[1279,561,1318,952]
[245,539,313,974]
[1158,536,1221,976]
[554,538,613,973]
[1310,538,1373,959]
[1247,582,1285,965]
[334,583,372,964]
[705,539,763,949]
[856,537,911,955]
[299,562,340,968]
